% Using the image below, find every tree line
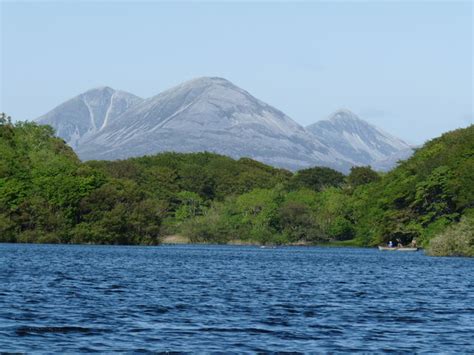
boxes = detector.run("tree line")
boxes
[0,114,472,255]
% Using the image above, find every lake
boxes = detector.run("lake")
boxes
[0,244,473,352]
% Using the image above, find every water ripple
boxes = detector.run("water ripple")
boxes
[0,244,473,352]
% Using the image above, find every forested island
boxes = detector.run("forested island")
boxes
[0,114,472,256]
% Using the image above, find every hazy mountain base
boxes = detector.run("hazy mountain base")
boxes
[1,115,472,256]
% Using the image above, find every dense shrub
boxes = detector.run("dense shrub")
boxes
[426,212,474,257]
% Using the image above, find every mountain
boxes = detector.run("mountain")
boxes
[306,109,413,170]
[72,77,350,171]
[37,87,142,149]
[35,78,411,172]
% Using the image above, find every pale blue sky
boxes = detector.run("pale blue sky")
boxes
[1,1,472,144]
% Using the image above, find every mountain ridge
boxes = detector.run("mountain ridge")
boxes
[36,77,412,172]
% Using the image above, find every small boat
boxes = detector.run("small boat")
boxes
[378,246,418,252]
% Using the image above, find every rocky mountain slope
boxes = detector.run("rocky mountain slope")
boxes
[37,87,142,149]
[36,77,412,171]
[306,109,412,170]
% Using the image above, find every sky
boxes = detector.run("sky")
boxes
[1,1,472,144]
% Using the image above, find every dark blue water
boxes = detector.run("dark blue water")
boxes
[1,244,473,352]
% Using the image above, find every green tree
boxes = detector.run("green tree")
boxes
[347,166,380,187]
[289,166,345,191]
[175,191,204,221]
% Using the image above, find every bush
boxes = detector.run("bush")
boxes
[426,213,474,257]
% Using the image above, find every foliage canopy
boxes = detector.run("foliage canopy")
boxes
[1,115,472,255]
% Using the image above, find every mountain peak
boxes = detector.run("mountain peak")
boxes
[82,86,115,95]
[173,76,238,93]
[37,86,142,148]
[328,109,362,123]
[188,76,232,84]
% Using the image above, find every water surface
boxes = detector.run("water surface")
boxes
[1,244,473,352]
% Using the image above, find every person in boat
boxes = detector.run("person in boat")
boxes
[411,238,417,248]
[388,240,394,248]
[396,238,403,248]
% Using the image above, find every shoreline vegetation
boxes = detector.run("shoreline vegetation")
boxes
[160,235,353,247]
[0,114,473,257]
